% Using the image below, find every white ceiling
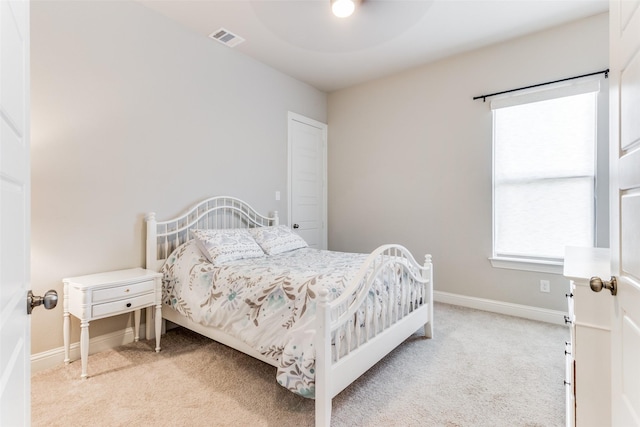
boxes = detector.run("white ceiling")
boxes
[139,0,608,92]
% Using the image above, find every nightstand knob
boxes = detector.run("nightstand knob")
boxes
[126,303,132,308]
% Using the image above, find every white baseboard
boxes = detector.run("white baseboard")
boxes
[434,291,568,326]
[31,327,141,374]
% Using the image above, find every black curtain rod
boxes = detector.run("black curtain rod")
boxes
[473,69,609,102]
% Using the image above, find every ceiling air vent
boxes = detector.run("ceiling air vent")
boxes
[209,28,245,48]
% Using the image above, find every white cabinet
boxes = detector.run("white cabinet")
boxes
[563,247,611,427]
[63,268,163,378]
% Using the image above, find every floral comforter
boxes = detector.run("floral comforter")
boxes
[161,239,371,398]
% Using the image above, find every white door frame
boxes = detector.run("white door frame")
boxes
[287,111,328,249]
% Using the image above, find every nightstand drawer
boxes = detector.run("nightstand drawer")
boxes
[92,280,155,303]
[92,292,156,318]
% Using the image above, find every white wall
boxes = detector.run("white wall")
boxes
[327,13,608,312]
[30,0,326,354]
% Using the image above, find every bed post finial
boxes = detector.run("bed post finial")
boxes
[272,211,279,226]
[146,212,156,222]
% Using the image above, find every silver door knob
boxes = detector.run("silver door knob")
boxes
[293,224,300,229]
[27,290,58,314]
[589,276,617,296]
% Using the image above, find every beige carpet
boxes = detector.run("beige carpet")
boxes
[32,303,567,426]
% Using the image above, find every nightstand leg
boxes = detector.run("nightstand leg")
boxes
[155,303,162,352]
[63,312,70,364]
[134,309,141,342]
[80,320,89,379]
[63,281,70,364]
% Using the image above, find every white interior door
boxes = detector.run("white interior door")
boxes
[610,0,640,425]
[0,0,31,424]
[288,112,327,249]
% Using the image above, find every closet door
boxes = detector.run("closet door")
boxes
[288,112,327,249]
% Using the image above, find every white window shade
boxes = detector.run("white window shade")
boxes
[492,83,598,262]
[490,79,600,110]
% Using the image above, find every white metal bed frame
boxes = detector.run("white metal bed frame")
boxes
[145,196,433,427]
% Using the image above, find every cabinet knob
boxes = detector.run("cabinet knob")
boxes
[126,302,132,308]
[589,276,617,296]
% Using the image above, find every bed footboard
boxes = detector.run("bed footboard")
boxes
[314,245,433,427]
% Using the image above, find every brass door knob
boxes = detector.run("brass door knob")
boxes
[589,276,617,296]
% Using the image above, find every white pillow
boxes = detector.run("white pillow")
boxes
[249,225,308,255]
[190,229,265,265]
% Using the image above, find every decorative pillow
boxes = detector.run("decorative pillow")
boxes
[190,229,265,265]
[249,225,308,255]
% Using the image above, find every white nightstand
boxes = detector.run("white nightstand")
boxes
[63,268,163,378]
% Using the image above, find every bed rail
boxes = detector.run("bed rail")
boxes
[146,196,278,272]
[314,244,433,426]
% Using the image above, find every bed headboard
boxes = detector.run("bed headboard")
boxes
[145,196,279,271]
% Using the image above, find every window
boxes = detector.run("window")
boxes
[490,79,607,272]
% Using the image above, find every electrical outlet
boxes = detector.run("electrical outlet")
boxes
[540,280,551,293]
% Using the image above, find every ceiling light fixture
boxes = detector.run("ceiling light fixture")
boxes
[331,0,356,18]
